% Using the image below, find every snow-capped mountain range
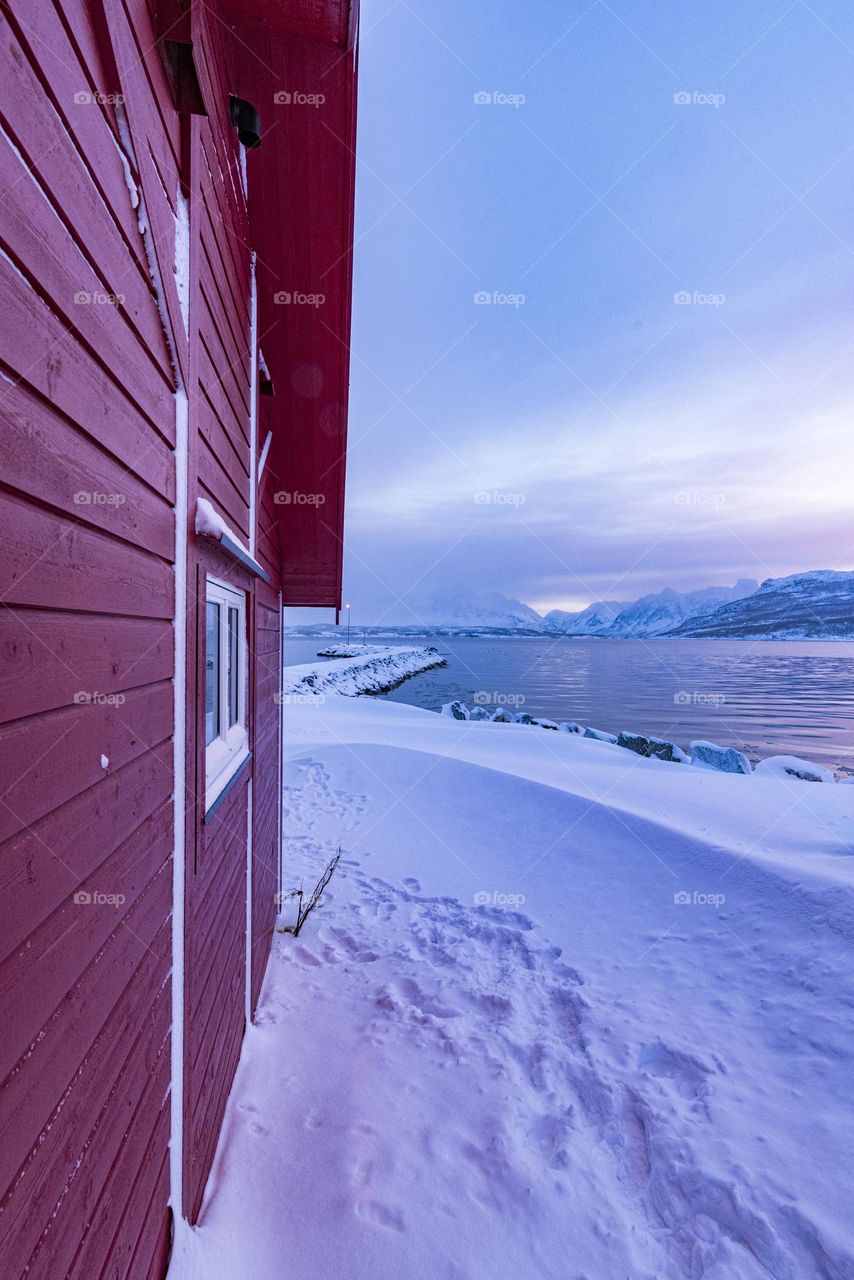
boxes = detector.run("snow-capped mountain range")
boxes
[289,572,854,639]
[669,570,854,639]
[381,591,546,631]
[547,580,760,638]
[544,600,626,636]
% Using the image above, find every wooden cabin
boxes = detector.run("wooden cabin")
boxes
[0,0,357,1274]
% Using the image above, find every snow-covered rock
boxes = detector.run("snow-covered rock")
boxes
[558,721,585,734]
[691,740,752,775]
[441,700,470,720]
[617,731,688,763]
[512,711,535,725]
[754,755,836,783]
[283,646,446,699]
[468,706,491,722]
[317,643,375,658]
[583,726,618,744]
[490,708,513,723]
[534,718,559,731]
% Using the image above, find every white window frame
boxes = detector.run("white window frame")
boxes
[205,576,249,812]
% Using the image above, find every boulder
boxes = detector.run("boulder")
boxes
[617,731,687,763]
[690,740,752,775]
[441,701,469,720]
[534,718,559,730]
[468,706,491,721]
[558,721,585,734]
[490,708,513,723]
[754,755,835,783]
[583,726,618,745]
[512,711,535,725]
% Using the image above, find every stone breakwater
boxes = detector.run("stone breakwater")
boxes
[440,701,838,781]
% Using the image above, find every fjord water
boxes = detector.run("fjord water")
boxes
[284,636,854,772]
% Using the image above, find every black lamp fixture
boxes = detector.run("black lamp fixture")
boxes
[229,95,261,149]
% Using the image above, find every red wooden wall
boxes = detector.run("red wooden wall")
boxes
[231,22,358,608]
[252,409,286,1009]
[0,0,286,1271]
[179,3,252,1223]
[0,1,176,1275]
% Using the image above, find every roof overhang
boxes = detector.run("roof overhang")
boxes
[222,0,358,609]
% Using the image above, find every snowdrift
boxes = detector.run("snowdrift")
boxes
[171,696,854,1280]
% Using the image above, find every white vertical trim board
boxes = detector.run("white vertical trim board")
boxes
[277,592,284,908]
[245,250,258,1023]
[246,778,254,1024]
[257,430,272,487]
[169,189,192,1224]
[248,251,258,559]
[170,385,189,1224]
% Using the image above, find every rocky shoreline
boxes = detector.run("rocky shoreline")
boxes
[440,700,840,782]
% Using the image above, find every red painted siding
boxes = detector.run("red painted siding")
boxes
[231,23,358,608]
[0,1,176,1275]
[179,1,254,1220]
[252,446,285,1006]
[1,0,351,1271]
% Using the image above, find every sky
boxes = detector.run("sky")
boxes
[298,0,854,625]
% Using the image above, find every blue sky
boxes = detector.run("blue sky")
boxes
[316,0,854,624]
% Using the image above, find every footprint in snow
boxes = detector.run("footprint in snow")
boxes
[354,1199,405,1232]
[637,1041,712,1102]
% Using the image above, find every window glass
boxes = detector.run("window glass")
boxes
[205,577,249,813]
[205,602,220,745]
[228,606,240,727]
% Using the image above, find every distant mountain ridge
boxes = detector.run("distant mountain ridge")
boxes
[669,570,854,639]
[380,591,545,631]
[605,580,759,638]
[288,572,854,639]
[545,580,758,637]
[545,600,627,636]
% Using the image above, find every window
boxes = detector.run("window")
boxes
[205,577,249,811]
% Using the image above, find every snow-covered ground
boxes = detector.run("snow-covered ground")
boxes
[281,644,446,698]
[170,695,854,1280]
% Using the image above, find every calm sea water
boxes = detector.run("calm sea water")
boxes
[283,636,854,773]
